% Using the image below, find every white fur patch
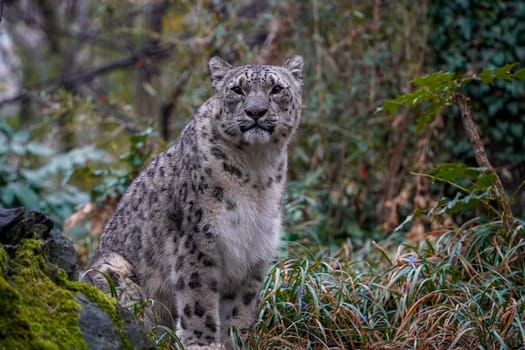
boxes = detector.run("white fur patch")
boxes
[214,186,281,283]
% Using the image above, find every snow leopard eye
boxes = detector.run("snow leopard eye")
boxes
[230,86,243,95]
[270,85,284,95]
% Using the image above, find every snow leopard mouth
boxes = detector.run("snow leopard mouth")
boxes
[239,121,275,133]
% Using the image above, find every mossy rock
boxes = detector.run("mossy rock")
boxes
[0,208,153,349]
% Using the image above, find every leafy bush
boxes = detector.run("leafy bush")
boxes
[0,119,110,224]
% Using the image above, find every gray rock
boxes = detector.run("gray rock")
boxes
[44,229,79,280]
[0,208,53,244]
[76,294,154,349]
[76,294,124,350]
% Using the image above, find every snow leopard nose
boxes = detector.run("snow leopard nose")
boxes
[245,106,268,121]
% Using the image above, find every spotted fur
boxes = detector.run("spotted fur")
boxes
[83,56,303,349]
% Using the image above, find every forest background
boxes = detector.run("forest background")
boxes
[1,0,525,348]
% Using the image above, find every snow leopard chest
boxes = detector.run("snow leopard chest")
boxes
[212,186,282,283]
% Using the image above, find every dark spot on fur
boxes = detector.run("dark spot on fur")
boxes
[193,330,203,339]
[205,315,217,333]
[205,336,215,343]
[222,291,236,300]
[208,279,219,293]
[179,182,188,202]
[226,200,236,210]
[175,256,185,270]
[194,301,205,317]
[194,208,203,223]
[189,272,201,289]
[183,304,192,317]
[203,256,215,267]
[223,162,242,178]
[180,316,187,330]
[232,307,238,317]
[129,272,140,285]
[147,167,155,177]
[212,186,224,201]
[205,167,212,176]
[169,207,183,231]
[211,146,227,160]
[184,235,194,249]
[175,276,185,290]
[242,291,256,305]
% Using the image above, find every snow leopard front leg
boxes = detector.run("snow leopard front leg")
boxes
[173,232,223,349]
[219,262,267,344]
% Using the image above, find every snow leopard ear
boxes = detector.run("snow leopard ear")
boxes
[209,56,232,91]
[284,55,304,83]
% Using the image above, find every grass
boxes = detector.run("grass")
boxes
[236,218,525,349]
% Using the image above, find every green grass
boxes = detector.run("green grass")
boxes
[239,219,525,349]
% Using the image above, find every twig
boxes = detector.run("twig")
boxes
[160,68,192,140]
[454,93,514,226]
[0,42,175,107]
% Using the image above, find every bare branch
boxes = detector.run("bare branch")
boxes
[454,93,514,226]
[160,68,192,140]
[0,42,175,108]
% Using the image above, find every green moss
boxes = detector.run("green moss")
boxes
[0,245,6,276]
[65,279,134,350]
[0,236,141,349]
[0,239,87,350]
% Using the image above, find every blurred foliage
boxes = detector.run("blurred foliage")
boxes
[0,0,524,250]
[0,117,108,224]
[86,128,164,205]
[428,0,525,165]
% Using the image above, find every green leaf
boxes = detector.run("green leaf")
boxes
[478,68,495,85]
[494,63,518,80]
[514,67,525,81]
[471,173,497,190]
[415,103,443,133]
[382,99,401,114]
[426,163,487,183]
[437,191,483,215]
[412,72,454,89]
